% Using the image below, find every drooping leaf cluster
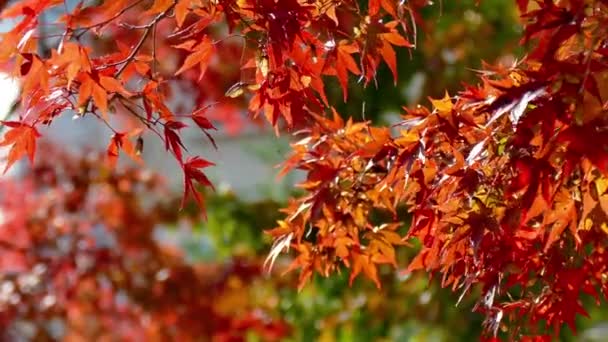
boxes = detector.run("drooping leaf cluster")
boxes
[270,0,608,338]
[0,0,419,215]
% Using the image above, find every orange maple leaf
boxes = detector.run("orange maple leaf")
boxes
[0,121,40,174]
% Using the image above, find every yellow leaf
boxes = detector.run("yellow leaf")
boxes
[595,178,608,197]
[430,91,453,113]
[394,130,419,146]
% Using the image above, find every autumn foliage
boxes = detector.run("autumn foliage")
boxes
[0,146,292,340]
[2,0,608,339]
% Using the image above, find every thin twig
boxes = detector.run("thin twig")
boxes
[74,0,146,39]
[114,27,153,76]
[118,98,165,141]
[90,111,118,134]
[152,21,157,77]
[108,5,175,77]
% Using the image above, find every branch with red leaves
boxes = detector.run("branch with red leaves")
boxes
[269,0,608,339]
[0,0,418,216]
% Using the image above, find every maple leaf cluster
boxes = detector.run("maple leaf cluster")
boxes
[269,0,608,339]
[0,0,419,215]
[2,0,608,338]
